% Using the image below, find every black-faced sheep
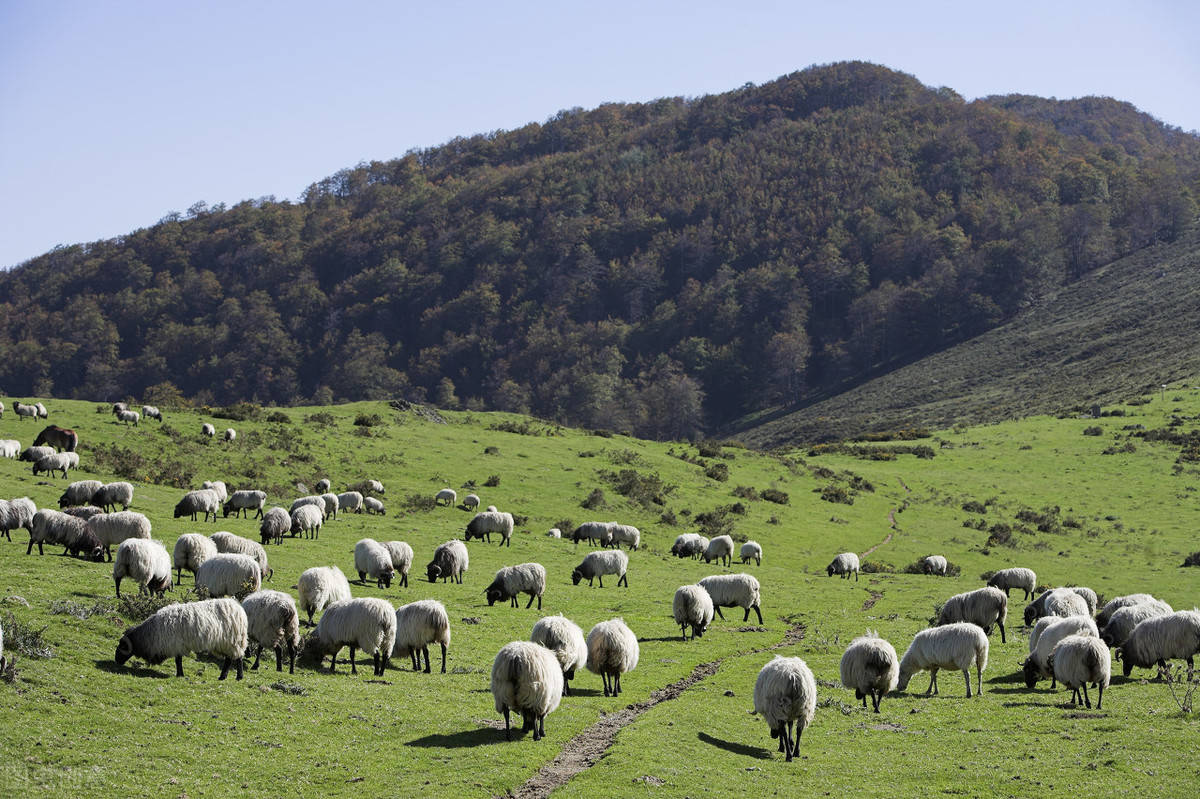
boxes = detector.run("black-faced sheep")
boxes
[242,590,301,674]
[312,597,396,676]
[754,656,816,762]
[840,632,899,713]
[1118,610,1200,678]
[703,534,734,567]
[673,584,715,641]
[354,539,395,588]
[435,488,457,506]
[1023,615,1099,689]
[210,531,272,581]
[195,553,262,599]
[586,618,639,697]
[740,541,763,566]
[491,641,564,741]
[937,586,1008,643]
[920,555,948,576]
[259,507,291,545]
[698,573,763,625]
[897,622,989,698]
[426,539,469,583]
[91,482,134,512]
[571,550,628,588]
[87,511,153,561]
[113,538,173,598]
[1049,634,1111,709]
[381,541,413,588]
[393,599,451,673]
[296,566,352,625]
[223,490,267,520]
[290,504,324,539]
[1099,599,1173,648]
[172,533,217,584]
[531,615,587,695]
[59,480,103,508]
[1023,588,1089,626]
[115,597,249,680]
[174,489,220,523]
[465,510,515,546]
[485,563,547,609]
[827,552,860,581]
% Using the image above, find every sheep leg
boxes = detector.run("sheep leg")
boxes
[873,690,883,713]
[962,668,971,698]
[977,664,984,695]
[615,672,622,696]
[601,673,611,696]
[286,641,295,674]
[271,645,281,672]
[783,721,794,762]
[219,657,232,680]
[421,645,430,674]
[1082,683,1091,708]
[525,593,536,609]
[235,657,244,680]
[926,668,938,695]
[1050,675,1056,689]
[251,644,262,670]
[618,573,628,587]
[349,646,358,675]
[114,578,123,598]
[597,576,603,588]
[752,604,764,625]
[401,572,408,588]
[1096,683,1103,709]
[682,624,688,642]
[456,572,463,584]
[998,622,1006,644]
[175,655,185,677]
[409,650,419,671]
[502,707,512,741]
[714,606,726,620]
[329,647,340,673]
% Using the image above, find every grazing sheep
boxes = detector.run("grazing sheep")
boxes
[698,573,763,625]
[113,539,173,598]
[296,566,353,625]
[116,409,141,426]
[921,555,948,576]
[1100,599,1174,648]
[2,497,37,543]
[259,507,290,546]
[465,510,515,546]
[740,541,763,566]
[896,622,989,698]
[671,533,704,559]
[827,552,860,581]
[0,439,19,459]
[223,490,267,520]
[27,508,104,560]
[88,510,153,561]
[19,445,55,463]
[986,567,1036,599]
[546,528,562,539]
[1119,610,1200,677]
[32,452,72,479]
[91,482,134,512]
[937,586,1009,643]
[174,489,220,523]
[1023,588,1090,626]
[363,496,386,515]
[1023,615,1099,689]
[393,599,451,673]
[486,563,547,609]
[59,480,103,508]
[336,491,364,514]
[673,584,715,641]
[210,531,272,580]
[173,533,218,584]
[142,405,163,422]
[426,539,469,583]
[1050,634,1111,709]
[1068,586,1099,616]
[586,618,639,697]
[201,423,215,439]
[840,632,900,713]
[201,481,229,504]
[115,597,248,680]
[753,656,817,762]
[61,451,79,470]
[492,642,564,742]
[436,488,457,506]
[319,492,340,520]
[14,401,37,421]
[290,495,326,517]
[33,425,78,452]
[463,493,480,512]
[312,598,396,676]
[111,402,128,415]
[363,479,385,495]
[34,402,47,419]
[242,590,300,673]
[611,524,641,551]
[290,504,324,539]
[60,506,104,520]
[486,505,498,513]
[354,539,395,588]
[195,553,262,599]
[571,550,628,588]
[0,499,18,542]
[531,615,587,695]
[223,428,236,442]
[314,478,331,493]
[703,534,735,567]
[1097,593,1158,627]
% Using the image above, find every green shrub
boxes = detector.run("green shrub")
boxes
[304,411,337,427]
[213,402,263,422]
[861,561,895,574]
[402,493,437,513]
[818,485,853,505]
[354,413,384,427]
[581,488,606,510]
[1083,426,1103,436]
[760,488,789,504]
[265,410,291,424]
[660,509,677,526]
[1183,552,1200,567]
[484,475,501,487]
[598,468,676,508]
[962,500,987,514]
[1,611,53,658]
[705,462,730,482]
[732,485,758,500]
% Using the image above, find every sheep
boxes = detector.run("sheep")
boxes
[0,499,18,543]
[426,539,469,583]
[259,507,290,545]
[201,423,215,439]
[116,409,141,426]
[290,504,324,539]
[896,622,989,697]
[436,488,457,506]
[91,481,134,512]
[313,478,331,494]
[1118,610,1200,678]
[312,597,396,676]
[671,533,704,559]
[572,520,613,546]
[1068,586,1099,616]
[827,552,860,581]
[1023,615,1099,689]
[32,452,72,479]
[316,492,339,520]
[703,534,735,567]
[113,539,173,598]
[195,553,262,599]
[611,524,641,551]
[32,425,78,452]
[201,480,229,504]
[337,491,364,514]
[210,531,272,580]
[753,656,817,762]
[673,584,715,641]
[491,641,563,742]
[59,480,103,508]
[60,505,103,520]
[381,541,413,588]
[61,451,79,470]
[296,566,353,625]
[27,508,104,560]
[531,615,587,695]
[173,533,218,584]
[698,573,763,625]
[937,586,1009,643]
[223,490,267,519]
[34,402,47,418]
[174,489,220,523]
[1099,599,1174,648]
[354,539,395,588]
[111,402,128,415]
[242,590,300,673]
[986,567,1036,599]
[363,496,385,515]
[3,497,37,543]
[486,505,498,512]
[393,599,451,673]
[88,510,153,561]
[486,563,547,609]
[546,528,562,539]
[740,541,763,566]
[223,428,236,442]
[19,445,55,463]
[1023,588,1090,626]
[586,618,639,697]
[115,597,249,680]
[571,550,628,588]
[463,493,480,512]
[1050,634,1111,708]
[359,479,385,495]
[465,510,515,546]
[0,439,18,459]
[142,405,163,423]
[290,494,326,516]
[921,555,948,576]
[14,401,37,421]
[1097,593,1159,627]
[840,632,900,713]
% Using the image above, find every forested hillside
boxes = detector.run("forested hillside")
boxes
[2,61,1197,439]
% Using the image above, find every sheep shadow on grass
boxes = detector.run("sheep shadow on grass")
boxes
[697,732,772,759]
[406,727,510,748]
[94,659,172,679]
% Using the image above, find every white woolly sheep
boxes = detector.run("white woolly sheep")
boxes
[393,599,451,673]
[363,479,384,495]
[426,539,469,583]
[223,490,267,519]
[921,555,948,576]
[59,480,103,508]
[381,541,414,588]
[840,632,899,713]
[92,482,134,512]
[698,573,763,625]
[531,615,587,695]
[113,538,173,598]
[354,539,395,588]
[1097,593,1158,627]
[492,641,564,741]
[87,510,152,561]
[115,597,249,679]
[211,531,272,580]
[896,622,989,697]
[141,405,163,422]
[32,452,72,479]
[19,445,55,463]
[14,401,38,421]
[754,656,817,762]
[436,488,457,506]
[173,533,218,584]
[1119,610,1200,677]
[671,533,704,558]
[116,409,141,426]
[827,552,860,581]
[1068,586,1099,616]
[61,505,103,520]
[27,508,104,560]
[573,520,614,546]
[223,428,236,442]
[937,586,1009,643]
[242,590,300,674]
[363,497,385,515]
[290,504,324,539]
[337,491,364,514]
[290,494,326,517]
[259,507,290,545]
[486,563,547,609]
[611,524,641,551]
[571,550,628,588]
[546,528,562,539]
[586,618,639,697]
[312,597,396,676]
[1050,634,1111,709]
[174,489,220,523]
[740,541,763,566]
[703,534,735,567]
[673,584,715,641]
[34,402,47,418]
[296,566,352,625]
[201,481,229,503]
[61,451,80,470]
[463,493,480,512]
[1023,588,1089,626]
[320,492,340,519]
[201,423,215,438]
[3,497,37,543]
[465,510,515,547]
[986,567,1036,599]
[314,478,331,493]
[486,505,498,513]
[1100,599,1174,648]
[1023,615,1099,689]
[196,553,262,599]
[0,439,19,459]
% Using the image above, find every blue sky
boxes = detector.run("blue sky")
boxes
[2,0,1197,270]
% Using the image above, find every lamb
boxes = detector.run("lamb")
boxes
[571,550,628,588]
[337,491,364,514]
[1068,586,1099,616]
[314,478,331,493]
[827,552,860,581]
[1023,615,1099,688]
[425,539,469,583]
[223,490,267,519]
[531,615,587,695]
[290,504,324,539]
[465,510,515,546]
[1118,610,1200,677]
[486,563,547,609]
[1100,599,1174,648]
[0,439,18,459]
[670,533,704,559]
[381,541,413,588]
[259,507,291,545]
[312,597,396,676]
[1023,588,1090,626]
[59,480,103,508]
[896,622,989,697]
[201,480,229,504]
[937,586,1009,643]
[319,492,340,520]
[174,489,220,523]
[363,496,386,515]
[740,541,763,566]
[195,553,262,599]
[241,590,300,673]
[142,405,163,422]
[1097,593,1159,627]
[1049,634,1111,709]
[115,597,249,680]
[116,409,141,426]
[436,488,457,506]
[574,520,614,546]
[354,539,395,588]
[703,534,735,567]
[753,656,817,762]
[210,531,272,580]
[463,493,480,512]
[586,618,639,697]
[986,567,1037,599]
[33,425,78,452]
[14,401,37,421]
[840,632,899,713]
[296,566,353,625]
[201,423,215,439]
[921,555,948,576]
[91,481,134,512]
[173,533,218,584]
[113,538,173,598]
[18,445,55,463]
[223,428,236,442]
[32,452,72,478]
[610,524,641,551]
[491,641,564,741]
[88,510,153,561]
[27,508,104,560]
[698,573,763,624]
[393,599,451,673]
[673,584,715,641]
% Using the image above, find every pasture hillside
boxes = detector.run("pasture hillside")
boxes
[1,396,1199,797]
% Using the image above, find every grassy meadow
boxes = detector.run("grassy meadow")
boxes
[2,392,1199,797]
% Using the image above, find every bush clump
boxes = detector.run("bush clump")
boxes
[213,402,263,422]
[861,561,895,574]
[705,462,730,482]
[1083,426,1103,436]
[732,485,758,500]
[962,500,987,514]
[354,413,385,427]
[598,468,675,508]
[818,485,853,505]
[402,493,437,513]
[1183,552,1200,568]
[265,411,291,424]
[581,488,607,510]
[760,488,789,505]
[304,411,337,427]
[484,475,501,487]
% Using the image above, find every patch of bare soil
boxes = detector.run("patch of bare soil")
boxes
[862,590,884,611]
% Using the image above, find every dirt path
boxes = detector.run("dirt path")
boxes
[862,477,911,558]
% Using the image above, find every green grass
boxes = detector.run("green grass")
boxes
[2,394,1200,797]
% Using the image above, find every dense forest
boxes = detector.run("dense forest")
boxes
[2,62,1198,439]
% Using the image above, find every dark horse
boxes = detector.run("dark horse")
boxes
[33,425,78,452]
